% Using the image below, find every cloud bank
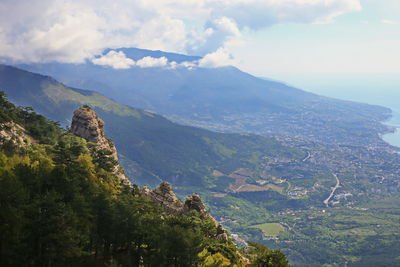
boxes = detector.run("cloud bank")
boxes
[0,0,362,66]
[92,50,235,69]
[92,51,172,69]
[198,48,235,68]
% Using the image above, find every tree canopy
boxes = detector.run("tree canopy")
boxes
[0,92,291,267]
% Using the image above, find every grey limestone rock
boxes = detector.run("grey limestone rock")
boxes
[70,105,131,186]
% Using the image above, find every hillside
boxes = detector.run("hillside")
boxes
[0,64,304,188]
[1,65,400,266]
[17,47,392,146]
[0,93,291,267]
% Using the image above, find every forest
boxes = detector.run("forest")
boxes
[0,92,290,267]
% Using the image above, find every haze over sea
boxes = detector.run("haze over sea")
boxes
[268,73,400,147]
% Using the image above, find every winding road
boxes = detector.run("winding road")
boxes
[323,173,340,207]
[302,151,311,162]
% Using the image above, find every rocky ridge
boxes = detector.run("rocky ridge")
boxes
[70,106,228,241]
[70,105,131,185]
[141,182,229,241]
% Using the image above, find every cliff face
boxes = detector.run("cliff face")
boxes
[70,106,131,185]
[70,106,116,154]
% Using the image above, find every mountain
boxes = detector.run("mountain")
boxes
[0,64,303,188]
[109,47,201,63]
[1,94,289,266]
[2,65,400,266]
[17,47,392,146]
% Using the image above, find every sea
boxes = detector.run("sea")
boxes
[381,112,400,148]
[267,73,400,147]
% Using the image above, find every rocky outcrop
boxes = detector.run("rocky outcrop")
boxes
[140,182,184,214]
[0,122,33,147]
[183,193,206,213]
[70,106,227,240]
[70,105,131,186]
[70,106,115,154]
[141,182,228,241]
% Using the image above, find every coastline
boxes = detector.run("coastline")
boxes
[381,109,400,148]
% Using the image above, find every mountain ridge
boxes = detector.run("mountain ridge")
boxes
[1,92,290,266]
[16,47,392,146]
[1,64,400,266]
[107,47,202,63]
[0,64,304,188]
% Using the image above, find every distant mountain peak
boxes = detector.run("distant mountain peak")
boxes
[105,47,201,63]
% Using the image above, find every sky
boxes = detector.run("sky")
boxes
[232,0,400,75]
[0,0,398,72]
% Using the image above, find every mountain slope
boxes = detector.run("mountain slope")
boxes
[0,64,303,187]
[17,47,392,146]
[1,93,288,267]
[2,65,400,266]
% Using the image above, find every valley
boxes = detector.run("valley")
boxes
[2,1,399,266]
[1,63,399,266]
[181,130,400,265]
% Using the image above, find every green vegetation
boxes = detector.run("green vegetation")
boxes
[202,185,400,266]
[0,65,305,188]
[246,242,291,267]
[203,137,237,157]
[250,223,285,237]
[2,66,399,266]
[214,199,400,266]
[0,93,290,267]
[43,83,142,117]
[0,91,62,144]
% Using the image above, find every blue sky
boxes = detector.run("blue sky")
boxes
[219,0,400,110]
[231,0,400,75]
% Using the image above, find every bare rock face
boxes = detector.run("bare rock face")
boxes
[184,193,206,213]
[70,106,115,153]
[70,106,131,185]
[140,182,184,214]
[0,122,33,147]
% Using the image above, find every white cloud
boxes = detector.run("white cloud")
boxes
[91,49,235,69]
[179,61,198,70]
[198,48,235,68]
[136,56,169,68]
[204,0,362,28]
[186,16,241,55]
[0,0,362,63]
[92,50,175,69]
[92,50,135,69]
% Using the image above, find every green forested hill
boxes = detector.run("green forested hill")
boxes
[0,64,304,187]
[0,93,290,267]
[2,65,399,266]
